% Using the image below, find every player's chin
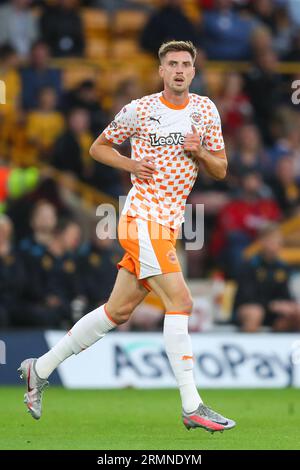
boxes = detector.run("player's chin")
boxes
[172,82,187,91]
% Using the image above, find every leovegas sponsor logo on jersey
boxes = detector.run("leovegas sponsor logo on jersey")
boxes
[149,132,185,146]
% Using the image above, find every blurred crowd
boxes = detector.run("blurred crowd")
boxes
[0,200,122,329]
[1,0,300,331]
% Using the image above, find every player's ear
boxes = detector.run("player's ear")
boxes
[159,65,164,79]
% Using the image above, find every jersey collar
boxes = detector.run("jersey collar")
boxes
[159,93,190,110]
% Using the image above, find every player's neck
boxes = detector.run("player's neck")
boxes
[161,89,189,108]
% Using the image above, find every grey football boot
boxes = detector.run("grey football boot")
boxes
[183,403,236,433]
[18,358,49,420]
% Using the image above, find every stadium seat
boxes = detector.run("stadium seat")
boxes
[112,10,149,37]
[62,64,99,90]
[98,67,138,94]
[85,38,109,60]
[182,0,201,23]
[111,39,141,59]
[81,8,109,38]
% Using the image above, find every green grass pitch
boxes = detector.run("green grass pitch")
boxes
[0,387,299,450]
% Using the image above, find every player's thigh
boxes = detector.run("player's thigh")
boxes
[146,271,193,314]
[106,267,148,321]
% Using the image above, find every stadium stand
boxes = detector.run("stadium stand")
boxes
[1,0,300,331]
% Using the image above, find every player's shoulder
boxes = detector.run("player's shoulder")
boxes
[189,93,217,108]
[134,92,162,108]
[120,93,161,115]
[189,94,220,122]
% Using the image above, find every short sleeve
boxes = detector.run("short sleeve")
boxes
[202,99,225,152]
[103,100,137,145]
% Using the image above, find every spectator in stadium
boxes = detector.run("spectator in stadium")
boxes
[51,108,93,182]
[19,199,58,257]
[267,108,300,178]
[268,155,300,216]
[189,47,208,96]
[287,0,300,28]
[0,45,21,163]
[43,218,85,321]
[0,215,26,328]
[272,3,293,58]
[26,87,65,162]
[250,24,273,58]
[233,223,300,332]
[210,169,282,278]
[187,170,231,279]
[79,227,122,310]
[248,0,276,31]
[5,169,72,242]
[0,45,21,119]
[52,106,123,197]
[63,80,108,137]
[284,28,300,61]
[250,14,292,61]
[245,48,284,145]
[39,0,85,57]
[0,0,39,57]
[20,41,62,111]
[140,0,199,55]
[201,0,255,60]
[0,166,40,217]
[216,73,253,138]
[20,218,85,328]
[230,124,268,178]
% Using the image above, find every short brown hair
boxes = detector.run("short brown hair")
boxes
[158,40,197,64]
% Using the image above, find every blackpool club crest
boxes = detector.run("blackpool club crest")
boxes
[190,112,202,125]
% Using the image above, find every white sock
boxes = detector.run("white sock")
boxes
[163,313,202,413]
[35,304,117,379]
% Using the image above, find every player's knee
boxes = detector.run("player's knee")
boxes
[171,291,193,315]
[182,295,193,315]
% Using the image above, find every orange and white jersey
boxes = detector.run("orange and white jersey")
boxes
[103,92,225,229]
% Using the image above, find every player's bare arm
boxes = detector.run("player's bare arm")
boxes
[90,134,155,181]
[184,125,227,180]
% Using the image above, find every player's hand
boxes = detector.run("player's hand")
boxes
[184,125,202,158]
[132,155,156,180]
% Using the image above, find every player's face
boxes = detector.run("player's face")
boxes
[159,51,195,94]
